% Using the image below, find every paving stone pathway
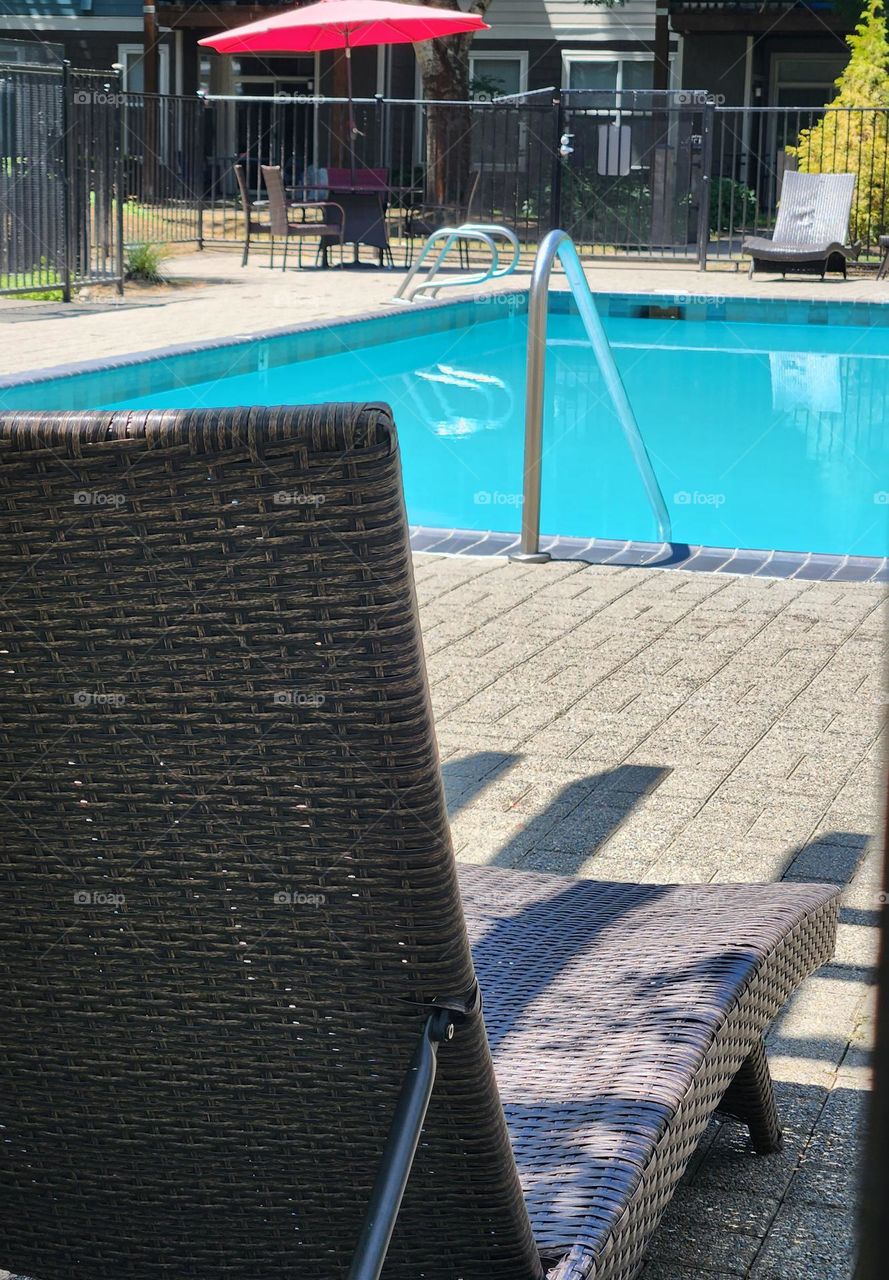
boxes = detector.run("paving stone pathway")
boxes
[415,553,884,1280]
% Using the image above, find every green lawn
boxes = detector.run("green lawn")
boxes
[0,269,65,301]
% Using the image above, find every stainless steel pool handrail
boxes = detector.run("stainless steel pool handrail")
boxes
[390,224,520,304]
[510,230,672,563]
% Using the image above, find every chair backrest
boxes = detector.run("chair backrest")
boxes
[465,167,482,220]
[233,162,252,217]
[773,170,856,246]
[260,163,291,235]
[0,405,541,1280]
[327,166,389,191]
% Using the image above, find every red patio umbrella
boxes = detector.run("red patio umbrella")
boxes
[199,0,489,147]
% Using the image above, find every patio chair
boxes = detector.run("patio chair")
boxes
[233,162,267,268]
[742,171,860,279]
[0,404,839,1280]
[260,163,345,270]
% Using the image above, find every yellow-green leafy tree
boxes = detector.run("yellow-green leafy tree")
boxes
[790,0,889,240]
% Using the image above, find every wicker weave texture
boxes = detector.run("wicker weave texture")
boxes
[458,868,838,1279]
[0,406,540,1280]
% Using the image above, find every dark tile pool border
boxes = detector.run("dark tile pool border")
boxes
[409,527,889,583]
[568,289,889,329]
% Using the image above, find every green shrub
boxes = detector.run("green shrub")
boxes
[789,0,889,240]
[709,177,757,232]
[125,241,169,284]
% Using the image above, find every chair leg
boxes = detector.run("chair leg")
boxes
[270,238,274,270]
[242,235,249,268]
[282,237,288,272]
[717,1036,783,1155]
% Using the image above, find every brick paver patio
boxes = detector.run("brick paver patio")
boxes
[418,553,883,1280]
[1,251,885,1279]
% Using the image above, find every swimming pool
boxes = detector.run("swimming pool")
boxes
[3,291,887,568]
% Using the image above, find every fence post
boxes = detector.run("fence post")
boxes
[60,61,73,302]
[696,97,715,271]
[115,66,125,293]
[196,96,205,250]
[549,92,564,232]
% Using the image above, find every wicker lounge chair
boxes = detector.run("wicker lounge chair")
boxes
[743,170,859,279]
[0,405,838,1280]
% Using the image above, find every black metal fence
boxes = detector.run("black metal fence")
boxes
[1,64,67,295]
[0,64,124,296]
[711,105,889,257]
[3,67,889,298]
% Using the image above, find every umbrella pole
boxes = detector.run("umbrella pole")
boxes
[345,30,356,185]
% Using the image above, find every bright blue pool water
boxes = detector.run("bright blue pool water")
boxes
[6,302,889,557]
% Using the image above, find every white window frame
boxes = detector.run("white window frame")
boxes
[118,42,170,95]
[469,49,529,100]
[769,51,846,106]
[561,49,662,95]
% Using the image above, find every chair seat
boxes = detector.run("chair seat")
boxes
[742,235,851,261]
[458,864,838,1273]
[285,222,342,236]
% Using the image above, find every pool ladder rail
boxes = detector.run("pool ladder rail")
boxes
[390,224,521,304]
[510,230,673,563]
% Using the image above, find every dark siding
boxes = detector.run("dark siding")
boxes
[682,33,748,104]
[390,37,679,100]
[0,27,170,71]
[0,0,142,15]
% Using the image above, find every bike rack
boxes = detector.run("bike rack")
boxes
[510,230,672,563]
[390,224,521,304]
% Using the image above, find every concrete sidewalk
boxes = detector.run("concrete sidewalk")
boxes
[2,246,889,379]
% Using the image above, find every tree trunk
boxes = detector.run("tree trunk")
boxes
[330,50,350,169]
[412,0,491,208]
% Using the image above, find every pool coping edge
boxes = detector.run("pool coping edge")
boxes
[409,528,889,583]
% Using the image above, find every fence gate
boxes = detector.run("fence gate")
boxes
[0,64,67,294]
[69,71,124,291]
[558,90,712,260]
[0,62,123,298]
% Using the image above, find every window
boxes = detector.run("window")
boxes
[118,44,170,95]
[562,53,655,95]
[771,54,847,109]
[469,52,527,101]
